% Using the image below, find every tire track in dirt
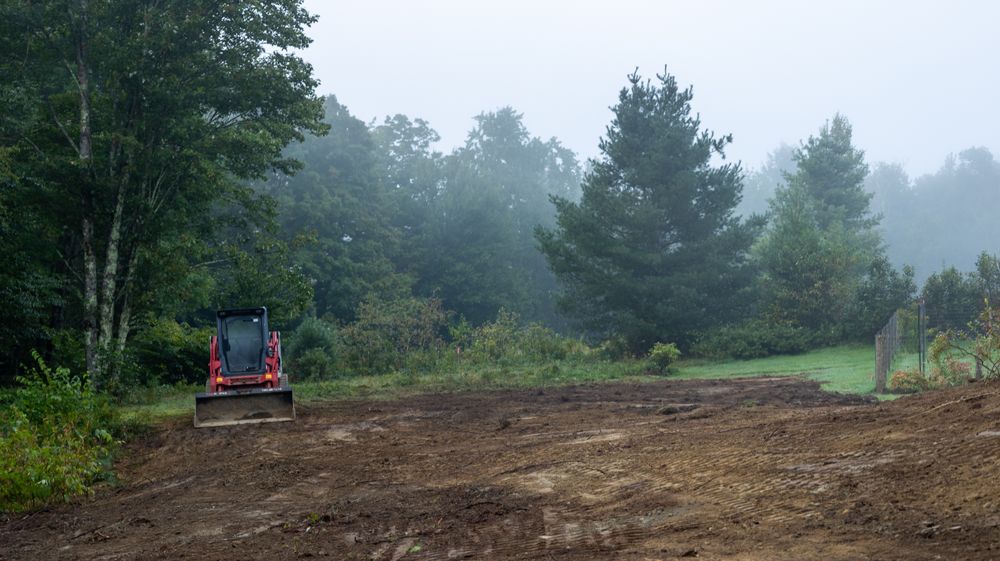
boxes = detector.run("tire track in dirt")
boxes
[6,377,1000,560]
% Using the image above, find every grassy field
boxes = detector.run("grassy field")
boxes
[123,344,885,422]
[675,345,880,395]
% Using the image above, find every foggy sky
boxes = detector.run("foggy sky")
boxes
[299,0,999,177]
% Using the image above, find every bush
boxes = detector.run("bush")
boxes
[887,367,955,393]
[647,342,680,374]
[519,324,589,362]
[469,308,520,361]
[341,295,449,375]
[130,317,214,386]
[928,332,974,385]
[692,319,815,360]
[888,368,934,393]
[0,354,124,512]
[461,309,590,365]
[285,316,341,380]
[596,336,632,360]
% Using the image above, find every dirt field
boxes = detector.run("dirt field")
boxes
[4,376,1000,560]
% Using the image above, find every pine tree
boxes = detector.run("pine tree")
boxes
[537,69,760,353]
[758,114,906,339]
[784,114,873,230]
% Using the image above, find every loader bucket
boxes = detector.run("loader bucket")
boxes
[194,388,295,428]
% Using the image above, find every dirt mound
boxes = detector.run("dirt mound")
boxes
[4,376,1000,560]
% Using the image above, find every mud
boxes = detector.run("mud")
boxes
[4,376,1000,560]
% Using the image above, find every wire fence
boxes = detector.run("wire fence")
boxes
[874,303,925,392]
[875,300,992,392]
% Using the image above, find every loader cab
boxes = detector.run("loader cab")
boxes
[216,308,269,376]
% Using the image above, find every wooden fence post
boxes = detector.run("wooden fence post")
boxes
[875,333,887,393]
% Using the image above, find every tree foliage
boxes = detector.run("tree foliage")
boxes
[0,0,325,386]
[756,114,904,340]
[538,69,759,353]
[263,96,404,322]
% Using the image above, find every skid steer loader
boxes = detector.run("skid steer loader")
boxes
[194,307,295,428]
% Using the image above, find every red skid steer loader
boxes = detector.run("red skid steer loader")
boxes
[194,307,295,428]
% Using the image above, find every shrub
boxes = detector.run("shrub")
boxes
[889,368,934,393]
[341,295,449,375]
[461,310,590,366]
[0,354,124,512]
[596,336,632,360]
[130,317,214,386]
[928,332,975,385]
[285,316,341,380]
[692,319,815,359]
[647,342,681,374]
[469,308,520,361]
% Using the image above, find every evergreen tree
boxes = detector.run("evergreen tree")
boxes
[785,115,874,231]
[758,115,907,339]
[922,267,981,332]
[755,185,858,333]
[737,143,795,217]
[538,70,760,353]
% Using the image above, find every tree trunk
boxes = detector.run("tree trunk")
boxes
[97,177,126,355]
[76,0,99,381]
[82,217,98,376]
[108,247,139,386]
[116,248,139,356]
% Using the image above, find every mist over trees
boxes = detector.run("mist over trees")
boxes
[737,143,795,217]
[868,148,1000,282]
[267,99,582,329]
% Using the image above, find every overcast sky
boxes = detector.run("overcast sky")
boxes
[299,0,999,177]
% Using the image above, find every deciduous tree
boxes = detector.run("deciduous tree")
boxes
[0,1,325,386]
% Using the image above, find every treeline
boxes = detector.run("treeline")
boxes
[741,143,1000,286]
[280,74,918,367]
[263,97,581,329]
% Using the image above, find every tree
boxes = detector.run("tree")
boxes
[388,107,581,326]
[0,1,325,386]
[264,96,406,322]
[848,256,916,339]
[371,113,445,298]
[922,267,981,332]
[538,69,760,353]
[756,114,887,338]
[976,252,1000,305]
[755,185,858,333]
[785,115,874,231]
[901,149,1000,281]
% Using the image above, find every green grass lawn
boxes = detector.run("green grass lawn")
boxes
[674,344,888,397]
[122,344,888,422]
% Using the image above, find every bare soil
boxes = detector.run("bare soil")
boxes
[5,376,1000,560]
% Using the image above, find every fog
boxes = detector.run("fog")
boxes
[300,0,999,178]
